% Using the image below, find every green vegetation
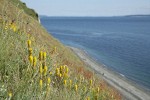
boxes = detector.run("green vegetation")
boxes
[7,0,38,20]
[0,0,121,99]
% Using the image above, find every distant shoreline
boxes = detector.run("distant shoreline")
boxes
[68,46,150,100]
[40,14,150,18]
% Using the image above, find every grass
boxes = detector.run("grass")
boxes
[0,0,122,99]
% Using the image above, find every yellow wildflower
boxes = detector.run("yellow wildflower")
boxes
[69,80,72,88]
[59,73,62,77]
[90,80,93,86]
[27,40,31,48]
[39,79,43,90]
[75,84,78,92]
[10,23,14,29]
[47,77,51,85]
[33,56,37,67]
[28,48,32,55]
[29,55,33,64]
[56,68,60,76]
[86,97,90,100]
[8,92,12,98]
[64,80,67,86]
[63,65,66,70]
[13,25,17,32]
[43,52,46,60]
[66,67,69,73]
[39,51,43,61]
[49,71,52,75]
[97,87,100,93]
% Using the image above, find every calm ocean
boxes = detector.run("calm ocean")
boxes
[40,16,150,90]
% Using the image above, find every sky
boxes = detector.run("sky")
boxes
[21,0,150,16]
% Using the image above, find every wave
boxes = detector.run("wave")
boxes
[120,73,125,77]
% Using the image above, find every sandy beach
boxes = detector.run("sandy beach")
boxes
[68,46,150,100]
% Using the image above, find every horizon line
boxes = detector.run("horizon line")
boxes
[39,14,150,17]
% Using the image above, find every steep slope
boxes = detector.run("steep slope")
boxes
[0,0,121,99]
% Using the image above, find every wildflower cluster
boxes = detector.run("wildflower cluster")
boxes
[2,20,18,33]
[25,34,119,99]
[27,38,114,99]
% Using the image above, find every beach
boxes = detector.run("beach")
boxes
[68,46,150,100]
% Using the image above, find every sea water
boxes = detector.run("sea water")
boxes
[40,16,150,90]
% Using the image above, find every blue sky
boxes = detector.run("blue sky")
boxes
[21,0,150,16]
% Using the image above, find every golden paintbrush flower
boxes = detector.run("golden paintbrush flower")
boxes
[49,71,52,75]
[49,71,52,76]
[29,55,33,64]
[56,68,60,76]
[43,52,46,60]
[33,56,37,67]
[27,40,31,48]
[69,80,72,85]
[75,84,78,92]
[47,77,51,85]
[90,80,93,86]
[10,23,14,29]
[69,79,72,88]
[13,25,17,32]
[86,97,90,100]
[66,67,69,73]
[39,79,43,90]
[28,48,33,55]
[59,73,62,77]
[39,51,43,61]
[64,80,67,86]
[97,87,100,93]
[8,92,12,98]
[63,65,66,70]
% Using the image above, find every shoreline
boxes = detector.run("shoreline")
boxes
[68,46,150,100]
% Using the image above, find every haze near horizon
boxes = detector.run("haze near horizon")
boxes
[21,0,150,16]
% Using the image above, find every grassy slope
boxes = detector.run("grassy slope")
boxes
[0,0,121,99]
